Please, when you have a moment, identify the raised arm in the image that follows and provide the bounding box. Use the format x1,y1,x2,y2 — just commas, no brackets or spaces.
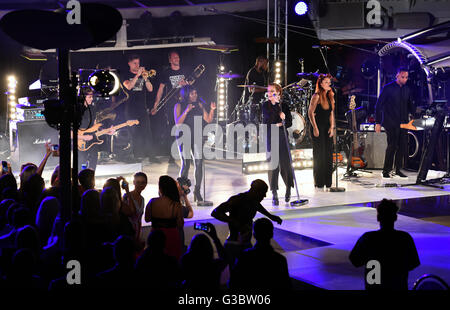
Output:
37,142,52,176
203,102,216,124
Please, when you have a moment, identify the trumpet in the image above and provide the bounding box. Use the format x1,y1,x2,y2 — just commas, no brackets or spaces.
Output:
141,68,156,79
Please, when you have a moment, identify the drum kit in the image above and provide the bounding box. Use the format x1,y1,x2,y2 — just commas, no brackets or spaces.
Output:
229,72,318,147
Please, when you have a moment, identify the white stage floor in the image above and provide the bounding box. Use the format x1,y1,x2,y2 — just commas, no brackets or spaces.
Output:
90,159,449,223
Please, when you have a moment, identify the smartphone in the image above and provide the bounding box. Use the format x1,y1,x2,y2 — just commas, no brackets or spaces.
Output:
1,161,8,174
121,181,129,190
51,144,59,151
194,222,210,233
81,164,87,170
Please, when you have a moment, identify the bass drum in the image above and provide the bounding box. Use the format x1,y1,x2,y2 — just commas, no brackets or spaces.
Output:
287,112,307,147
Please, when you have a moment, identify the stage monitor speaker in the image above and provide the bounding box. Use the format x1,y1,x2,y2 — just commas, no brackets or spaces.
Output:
363,131,387,169
11,121,59,169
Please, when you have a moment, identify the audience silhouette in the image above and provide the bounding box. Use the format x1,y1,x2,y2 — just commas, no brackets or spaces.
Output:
349,199,420,290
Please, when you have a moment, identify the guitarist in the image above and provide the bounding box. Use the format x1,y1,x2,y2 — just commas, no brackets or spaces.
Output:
78,89,115,171
122,54,157,163
375,67,415,179
151,50,191,162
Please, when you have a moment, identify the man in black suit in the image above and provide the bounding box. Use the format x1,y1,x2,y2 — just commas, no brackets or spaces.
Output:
375,67,415,179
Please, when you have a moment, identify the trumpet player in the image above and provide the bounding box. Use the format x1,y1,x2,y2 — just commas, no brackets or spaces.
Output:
123,54,158,163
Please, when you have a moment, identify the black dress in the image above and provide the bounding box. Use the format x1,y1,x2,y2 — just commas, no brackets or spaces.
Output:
311,98,333,187
262,100,294,192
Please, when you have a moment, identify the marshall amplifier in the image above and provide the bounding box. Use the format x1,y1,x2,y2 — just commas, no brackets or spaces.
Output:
9,120,59,168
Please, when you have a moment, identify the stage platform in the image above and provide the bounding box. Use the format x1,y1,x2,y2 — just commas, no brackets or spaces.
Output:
43,157,450,290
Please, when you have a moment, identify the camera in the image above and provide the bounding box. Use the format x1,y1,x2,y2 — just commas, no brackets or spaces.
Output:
177,176,191,195
2,161,8,174
194,222,210,233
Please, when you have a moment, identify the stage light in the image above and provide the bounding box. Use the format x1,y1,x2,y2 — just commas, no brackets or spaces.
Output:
9,95,15,100
88,70,120,96
7,75,16,82
220,65,225,71
295,1,308,16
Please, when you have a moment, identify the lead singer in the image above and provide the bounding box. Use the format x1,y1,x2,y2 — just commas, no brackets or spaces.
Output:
262,83,294,205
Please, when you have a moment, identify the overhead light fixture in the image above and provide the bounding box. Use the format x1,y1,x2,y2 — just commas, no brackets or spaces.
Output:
295,2,308,16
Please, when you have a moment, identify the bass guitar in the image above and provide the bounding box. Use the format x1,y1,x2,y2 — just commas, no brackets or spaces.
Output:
349,95,367,168
78,120,139,152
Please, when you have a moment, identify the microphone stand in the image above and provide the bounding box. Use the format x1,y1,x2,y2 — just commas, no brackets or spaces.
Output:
278,100,308,207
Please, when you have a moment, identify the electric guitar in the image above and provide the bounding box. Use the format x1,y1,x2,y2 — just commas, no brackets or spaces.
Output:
78,120,139,152
349,95,367,168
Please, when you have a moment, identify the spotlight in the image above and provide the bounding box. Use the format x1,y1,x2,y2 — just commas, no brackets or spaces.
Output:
220,65,225,71
7,76,16,82
88,70,120,96
295,1,308,16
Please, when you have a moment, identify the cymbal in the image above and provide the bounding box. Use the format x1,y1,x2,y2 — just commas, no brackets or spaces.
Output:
0,4,122,50
218,73,243,79
296,72,320,78
237,85,267,89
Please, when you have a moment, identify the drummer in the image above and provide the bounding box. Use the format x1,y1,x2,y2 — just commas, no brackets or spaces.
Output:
245,56,269,105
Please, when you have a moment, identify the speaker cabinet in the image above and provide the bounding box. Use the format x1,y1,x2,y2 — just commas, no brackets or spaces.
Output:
363,132,387,169
9,121,59,169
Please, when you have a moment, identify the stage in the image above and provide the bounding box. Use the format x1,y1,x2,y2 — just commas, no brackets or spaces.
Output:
40,157,450,289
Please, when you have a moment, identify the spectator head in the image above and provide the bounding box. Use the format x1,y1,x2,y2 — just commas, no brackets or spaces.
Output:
11,207,33,229
21,173,45,212
100,186,121,215
15,225,40,254
0,199,15,229
35,197,60,245
253,218,274,244
113,235,135,265
2,186,18,201
158,175,180,203
6,203,21,226
133,172,147,193
103,178,122,201
80,189,101,220
376,199,399,226
146,229,166,253
188,234,213,261
78,168,95,191
50,165,60,187
19,164,37,188
11,248,36,279
249,179,268,202
0,173,18,193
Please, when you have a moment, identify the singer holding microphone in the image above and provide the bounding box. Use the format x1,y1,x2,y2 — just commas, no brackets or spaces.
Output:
262,83,294,205
308,74,335,189
174,85,216,202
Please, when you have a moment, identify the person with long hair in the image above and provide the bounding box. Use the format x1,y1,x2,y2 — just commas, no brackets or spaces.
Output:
261,83,294,205
174,85,216,202
144,175,184,260
308,74,335,189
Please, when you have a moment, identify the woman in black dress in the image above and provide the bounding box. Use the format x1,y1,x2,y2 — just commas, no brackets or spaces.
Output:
174,85,216,202
262,83,294,205
308,74,335,189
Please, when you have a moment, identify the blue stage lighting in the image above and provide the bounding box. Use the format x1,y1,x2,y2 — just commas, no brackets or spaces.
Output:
295,1,308,16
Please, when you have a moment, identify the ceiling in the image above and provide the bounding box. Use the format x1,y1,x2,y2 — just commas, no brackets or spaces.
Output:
0,0,254,10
